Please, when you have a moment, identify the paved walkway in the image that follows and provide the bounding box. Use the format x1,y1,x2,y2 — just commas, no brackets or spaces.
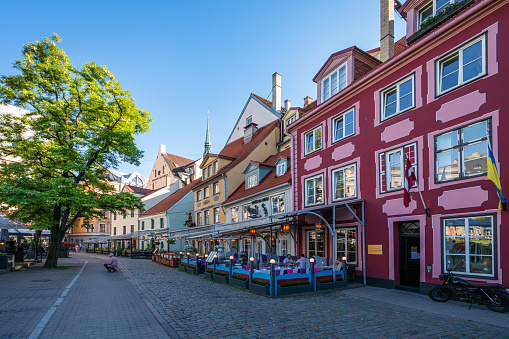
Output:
1,252,508,338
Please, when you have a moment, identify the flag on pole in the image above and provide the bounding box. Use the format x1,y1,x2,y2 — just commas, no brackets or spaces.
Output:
487,142,506,211
404,158,416,207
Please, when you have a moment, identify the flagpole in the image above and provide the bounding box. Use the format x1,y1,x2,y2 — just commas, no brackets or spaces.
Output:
414,180,430,217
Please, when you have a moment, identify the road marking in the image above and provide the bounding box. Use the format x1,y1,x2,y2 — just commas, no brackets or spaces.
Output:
28,260,88,339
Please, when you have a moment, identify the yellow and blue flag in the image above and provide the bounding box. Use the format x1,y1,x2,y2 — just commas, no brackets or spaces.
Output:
487,141,506,211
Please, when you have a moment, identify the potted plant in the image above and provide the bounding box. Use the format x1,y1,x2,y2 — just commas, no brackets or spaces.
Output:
316,276,347,291
249,278,270,295
229,274,249,289
277,279,311,296
212,270,229,284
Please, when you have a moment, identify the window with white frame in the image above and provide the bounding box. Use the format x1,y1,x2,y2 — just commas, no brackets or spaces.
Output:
337,228,357,264
213,208,220,223
271,194,285,215
437,34,486,95
305,125,322,155
204,210,209,225
99,224,105,233
443,215,494,277
286,115,297,126
246,116,252,125
213,182,219,194
231,207,239,222
332,164,357,201
247,174,257,188
332,108,355,142
306,230,325,257
381,75,414,120
243,204,252,220
379,143,417,193
276,162,286,176
322,63,347,102
305,174,323,206
213,161,218,173
204,187,209,198
196,190,201,201
197,212,202,226
435,120,489,182
419,0,465,27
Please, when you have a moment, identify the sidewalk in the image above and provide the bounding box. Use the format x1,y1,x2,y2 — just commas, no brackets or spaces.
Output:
0,252,171,339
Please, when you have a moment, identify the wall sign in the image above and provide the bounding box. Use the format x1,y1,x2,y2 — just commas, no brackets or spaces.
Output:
368,245,382,255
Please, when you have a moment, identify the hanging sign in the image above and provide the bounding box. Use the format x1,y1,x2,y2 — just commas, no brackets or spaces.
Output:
368,245,383,255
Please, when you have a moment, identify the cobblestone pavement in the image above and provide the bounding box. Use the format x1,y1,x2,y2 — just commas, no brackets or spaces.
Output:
119,255,509,338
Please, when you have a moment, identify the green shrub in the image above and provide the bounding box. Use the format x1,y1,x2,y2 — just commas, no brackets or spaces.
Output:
232,274,248,281
251,279,269,286
206,269,213,273
214,271,228,276
280,280,310,287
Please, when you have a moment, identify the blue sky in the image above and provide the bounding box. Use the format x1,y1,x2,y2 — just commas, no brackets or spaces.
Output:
0,1,406,178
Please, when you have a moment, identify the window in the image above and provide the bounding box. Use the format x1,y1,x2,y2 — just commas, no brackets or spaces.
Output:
123,226,126,234
281,240,288,256
381,75,414,120
305,174,323,206
286,115,297,126
99,224,105,233
231,207,239,222
204,210,210,225
276,162,286,176
158,170,161,176
435,120,488,182
204,187,209,198
271,195,285,214
214,162,218,173
208,166,212,177
337,228,357,264
379,143,417,193
306,230,325,257
113,227,117,235
123,213,126,219
151,219,154,229
213,208,220,223
419,0,465,27
196,190,202,201
162,166,164,174
418,1,433,26
247,174,257,188
305,125,322,155
213,182,219,195
130,225,134,233
437,35,486,95
443,215,494,277
332,164,357,201
197,212,202,226
243,204,252,220
141,221,145,230
160,218,164,228
332,108,355,142
113,213,116,220
322,63,347,102
131,210,134,217
246,116,252,125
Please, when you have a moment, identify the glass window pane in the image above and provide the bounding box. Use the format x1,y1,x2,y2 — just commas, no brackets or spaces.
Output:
334,170,344,199
306,133,313,153
345,111,354,124
338,66,347,91
469,236,492,255
388,151,402,189
307,180,315,205
441,55,459,91
436,0,450,12
463,121,486,143
334,117,344,140
331,72,338,96
345,166,356,198
437,149,460,181
463,59,483,82
316,177,323,203
314,128,322,150
446,255,466,272
469,255,492,274
399,78,413,97
463,141,487,176
437,130,458,150
399,93,413,111
462,41,483,65
419,3,433,24
445,237,465,254
345,120,354,136
445,220,465,235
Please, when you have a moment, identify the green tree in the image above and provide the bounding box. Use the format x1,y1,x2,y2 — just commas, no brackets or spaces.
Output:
0,34,151,267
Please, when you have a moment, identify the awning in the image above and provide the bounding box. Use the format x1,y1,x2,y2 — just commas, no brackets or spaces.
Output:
169,225,214,239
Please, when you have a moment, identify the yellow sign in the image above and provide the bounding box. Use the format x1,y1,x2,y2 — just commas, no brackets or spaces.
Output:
368,245,383,255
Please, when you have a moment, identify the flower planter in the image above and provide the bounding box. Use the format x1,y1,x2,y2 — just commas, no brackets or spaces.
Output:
212,274,229,284
229,277,249,289
169,259,178,267
316,280,347,291
277,284,312,296
249,282,270,295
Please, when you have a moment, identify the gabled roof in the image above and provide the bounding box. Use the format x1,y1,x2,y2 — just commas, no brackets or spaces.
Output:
242,160,274,175
223,148,292,206
201,153,235,168
196,120,280,188
162,153,195,174
140,179,202,216
124,185,153,195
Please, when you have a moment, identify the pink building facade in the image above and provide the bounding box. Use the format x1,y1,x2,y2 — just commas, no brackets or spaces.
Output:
287,0,508,293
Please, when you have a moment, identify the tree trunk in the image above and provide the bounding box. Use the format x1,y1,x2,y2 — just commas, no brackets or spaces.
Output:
44,226,66,268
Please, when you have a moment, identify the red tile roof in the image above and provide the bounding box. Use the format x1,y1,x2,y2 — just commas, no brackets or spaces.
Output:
162,153,195,173
197,120,280,188
124,185,153,195
394,36,407,56
140,179,202,216
223,148,292,205
251,93,286,113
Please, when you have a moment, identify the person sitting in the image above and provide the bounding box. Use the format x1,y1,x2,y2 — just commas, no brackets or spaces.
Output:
104,253,118,272
295,254,308,269
240,251,248,265
283,254,294,265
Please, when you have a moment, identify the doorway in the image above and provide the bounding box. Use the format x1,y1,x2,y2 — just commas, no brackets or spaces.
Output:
398,221,420,290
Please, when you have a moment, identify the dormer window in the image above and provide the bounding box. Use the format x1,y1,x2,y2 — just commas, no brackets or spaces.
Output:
246,116,253,126
418,2,433,26
247,174,257,188
418,0,462,27
276,162,286,176
322,63,347,102
286,115,297,126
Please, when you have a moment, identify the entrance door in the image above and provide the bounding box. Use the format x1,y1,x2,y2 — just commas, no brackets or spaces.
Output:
399,221,420,288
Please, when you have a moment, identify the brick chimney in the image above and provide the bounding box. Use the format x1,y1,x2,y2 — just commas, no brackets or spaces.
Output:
284,99,291,112
380,0,395,62
272,72,281,112
244,122,258,143
304,96,313,107
159,144,166,155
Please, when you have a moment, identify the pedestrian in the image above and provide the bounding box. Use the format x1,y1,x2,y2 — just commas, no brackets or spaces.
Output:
75,244,79,253
79,244,83,252
104,253,118,272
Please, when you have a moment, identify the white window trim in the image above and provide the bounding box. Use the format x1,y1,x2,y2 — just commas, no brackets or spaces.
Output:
213,208,220,223
304,125,323,156
276,162,286,176
231,207,239,223
386,148,404,192
247,173,257,188
443,215,495,278
337,227,358,265
436,34,486,96
381,74,415,121
331,163,357,201
332,107,355,143
417,1,434,27
321,62,348,102
271,194,285,215
213,182,219,195
246,116,252,126
304,174,324,207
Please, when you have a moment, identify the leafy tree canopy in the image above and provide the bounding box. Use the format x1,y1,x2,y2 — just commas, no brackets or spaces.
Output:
0,34,151,263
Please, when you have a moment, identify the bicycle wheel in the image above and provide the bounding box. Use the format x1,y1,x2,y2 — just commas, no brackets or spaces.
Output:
428,286,452,302
486,290,509,313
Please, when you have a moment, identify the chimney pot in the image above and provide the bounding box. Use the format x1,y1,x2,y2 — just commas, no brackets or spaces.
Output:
272,72,282,112
304,96,313,107
284,99,291,112
159,144,166,155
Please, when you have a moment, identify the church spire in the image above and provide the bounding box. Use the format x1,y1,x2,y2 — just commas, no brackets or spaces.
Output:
203,115,211,158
